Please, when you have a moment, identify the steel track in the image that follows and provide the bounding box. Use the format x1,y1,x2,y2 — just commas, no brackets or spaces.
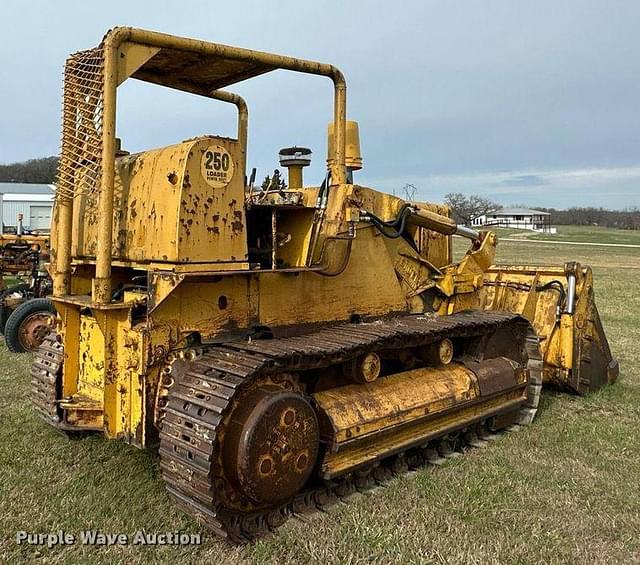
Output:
29,312,541,542
157,311,542,542
30,332,64,426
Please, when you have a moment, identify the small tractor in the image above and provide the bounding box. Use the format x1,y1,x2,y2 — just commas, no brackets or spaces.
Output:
0,235,54,353
32,28,617,542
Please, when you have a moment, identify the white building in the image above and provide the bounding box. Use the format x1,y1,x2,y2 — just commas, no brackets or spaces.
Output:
472,207,556,234
0,183,55,233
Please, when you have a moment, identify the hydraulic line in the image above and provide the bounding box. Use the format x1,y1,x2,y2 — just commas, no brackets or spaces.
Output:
363,205,413,239
369,212,409,239
367,204,413,228
536,280,567,311
313,234,354,277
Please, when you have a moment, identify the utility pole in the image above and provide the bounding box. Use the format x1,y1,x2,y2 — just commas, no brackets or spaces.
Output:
401,183,417,201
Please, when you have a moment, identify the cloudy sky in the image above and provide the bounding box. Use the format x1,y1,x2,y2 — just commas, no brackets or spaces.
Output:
1,0,639,209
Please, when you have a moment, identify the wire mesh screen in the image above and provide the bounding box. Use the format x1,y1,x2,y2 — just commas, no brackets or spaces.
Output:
56,46,105,201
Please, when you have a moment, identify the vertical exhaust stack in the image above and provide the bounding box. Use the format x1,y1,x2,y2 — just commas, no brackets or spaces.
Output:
279,147,312,189
327,120,363,182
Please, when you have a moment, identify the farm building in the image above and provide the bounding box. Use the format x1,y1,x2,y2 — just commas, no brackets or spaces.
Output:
0,182,55,233
472,207,556,234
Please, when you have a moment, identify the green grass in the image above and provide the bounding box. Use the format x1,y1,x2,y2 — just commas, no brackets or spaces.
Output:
1,275,22,288
1,237,639,563
494,225,640,245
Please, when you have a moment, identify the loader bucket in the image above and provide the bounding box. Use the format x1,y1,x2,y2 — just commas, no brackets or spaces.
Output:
478,262,618,395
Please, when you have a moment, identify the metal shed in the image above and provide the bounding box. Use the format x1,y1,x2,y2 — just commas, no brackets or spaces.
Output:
0,183,55,233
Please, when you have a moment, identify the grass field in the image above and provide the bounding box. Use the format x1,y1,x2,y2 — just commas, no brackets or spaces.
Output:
1,229,639,564
494,225,640,246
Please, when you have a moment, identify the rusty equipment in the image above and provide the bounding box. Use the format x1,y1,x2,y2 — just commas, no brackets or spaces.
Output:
0,235,54,352
0,234,49,279
31,28,618,542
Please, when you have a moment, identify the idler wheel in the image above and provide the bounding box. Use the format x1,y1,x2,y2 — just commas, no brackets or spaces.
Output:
422,338,454,366
356,352,381,383
223,387,319,505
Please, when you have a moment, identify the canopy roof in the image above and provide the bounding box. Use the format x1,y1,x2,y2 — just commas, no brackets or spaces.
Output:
104,27,343,97
490,208,550,216
131,48,276,95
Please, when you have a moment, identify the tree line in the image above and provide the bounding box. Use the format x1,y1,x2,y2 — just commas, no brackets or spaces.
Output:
0,156,58,184
536,206,640,230
443,193,639,230
1,160,638,229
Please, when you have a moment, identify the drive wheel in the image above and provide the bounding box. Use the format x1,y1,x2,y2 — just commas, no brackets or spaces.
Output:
221,386,320,507
5,298,56,353
0,283,30,334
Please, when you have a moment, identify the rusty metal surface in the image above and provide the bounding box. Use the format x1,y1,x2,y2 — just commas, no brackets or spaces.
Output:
31,332,105,431
30,332,64,425
223,387,319,505
315,362,481,447
0,236,50,274
574,294,619,393
55,47,104,201
16,310,55,352
52,27,350,302
465,357,520,397
354,352,381,383
157,310,541,542
72,137,249,266
314,357,528,478
481,263,618,394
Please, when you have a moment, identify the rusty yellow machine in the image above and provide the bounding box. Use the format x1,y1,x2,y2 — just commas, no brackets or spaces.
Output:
0,234,54,352
32,28,618,542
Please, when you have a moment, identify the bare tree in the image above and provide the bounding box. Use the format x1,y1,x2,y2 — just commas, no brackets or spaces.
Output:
444,193,501,225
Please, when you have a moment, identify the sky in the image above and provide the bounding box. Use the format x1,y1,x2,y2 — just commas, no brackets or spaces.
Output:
1,0,639,210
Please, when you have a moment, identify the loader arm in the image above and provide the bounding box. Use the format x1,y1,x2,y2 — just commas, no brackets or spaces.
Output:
382,201,618,393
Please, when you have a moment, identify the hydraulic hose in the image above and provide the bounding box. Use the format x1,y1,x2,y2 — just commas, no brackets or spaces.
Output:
369,213,409,239
313,235,354,277
363,205,413,239
536,280,567,311
367,204,413,229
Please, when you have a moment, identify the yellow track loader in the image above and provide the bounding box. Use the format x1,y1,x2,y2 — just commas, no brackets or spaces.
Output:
32,28,618,542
